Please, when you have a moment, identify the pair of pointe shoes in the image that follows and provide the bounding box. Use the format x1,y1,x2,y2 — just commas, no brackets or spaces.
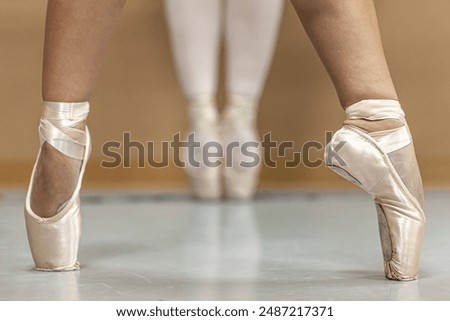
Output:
24,100,425,281
185,97,261,200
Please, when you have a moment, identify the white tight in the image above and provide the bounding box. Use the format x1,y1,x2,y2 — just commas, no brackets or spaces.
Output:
164,0,284,102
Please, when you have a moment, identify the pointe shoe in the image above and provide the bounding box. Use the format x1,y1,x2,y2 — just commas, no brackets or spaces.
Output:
24,102,91,271
184,96,221,200
221,96,261,199
325,99,425,281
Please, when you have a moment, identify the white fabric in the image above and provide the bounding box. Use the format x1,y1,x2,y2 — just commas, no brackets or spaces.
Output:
345,99,406,122
164,0,284,101
370,126,412,154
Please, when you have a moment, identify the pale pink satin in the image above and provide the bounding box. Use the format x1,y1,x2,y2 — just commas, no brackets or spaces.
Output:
325,99,425,281
25,101,90,271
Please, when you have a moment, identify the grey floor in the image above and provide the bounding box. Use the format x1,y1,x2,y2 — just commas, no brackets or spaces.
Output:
1,188,449,301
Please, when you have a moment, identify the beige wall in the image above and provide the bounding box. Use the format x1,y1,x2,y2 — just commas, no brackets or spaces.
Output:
1,0,450,189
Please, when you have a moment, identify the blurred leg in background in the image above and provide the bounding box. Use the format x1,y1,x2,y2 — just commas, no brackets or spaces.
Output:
164,0,284,199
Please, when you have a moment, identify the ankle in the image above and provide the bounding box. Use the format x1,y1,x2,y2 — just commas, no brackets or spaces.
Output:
344,118,404,133
344,99,407,131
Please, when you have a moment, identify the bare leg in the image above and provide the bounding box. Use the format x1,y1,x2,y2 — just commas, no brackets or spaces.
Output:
292,0,402,132
31,0,126,217
291,0,397,109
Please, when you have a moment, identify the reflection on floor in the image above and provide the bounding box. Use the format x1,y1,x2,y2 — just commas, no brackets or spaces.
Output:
1,189,449,301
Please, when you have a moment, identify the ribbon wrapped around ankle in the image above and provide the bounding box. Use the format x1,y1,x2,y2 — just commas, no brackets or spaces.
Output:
345,99,406,122
345,99,412,154
39,102,90,160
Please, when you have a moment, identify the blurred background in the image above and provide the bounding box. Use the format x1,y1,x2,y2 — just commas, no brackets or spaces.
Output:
1,0,450,190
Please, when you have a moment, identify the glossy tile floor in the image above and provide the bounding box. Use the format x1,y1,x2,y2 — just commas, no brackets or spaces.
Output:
1,189,449,301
